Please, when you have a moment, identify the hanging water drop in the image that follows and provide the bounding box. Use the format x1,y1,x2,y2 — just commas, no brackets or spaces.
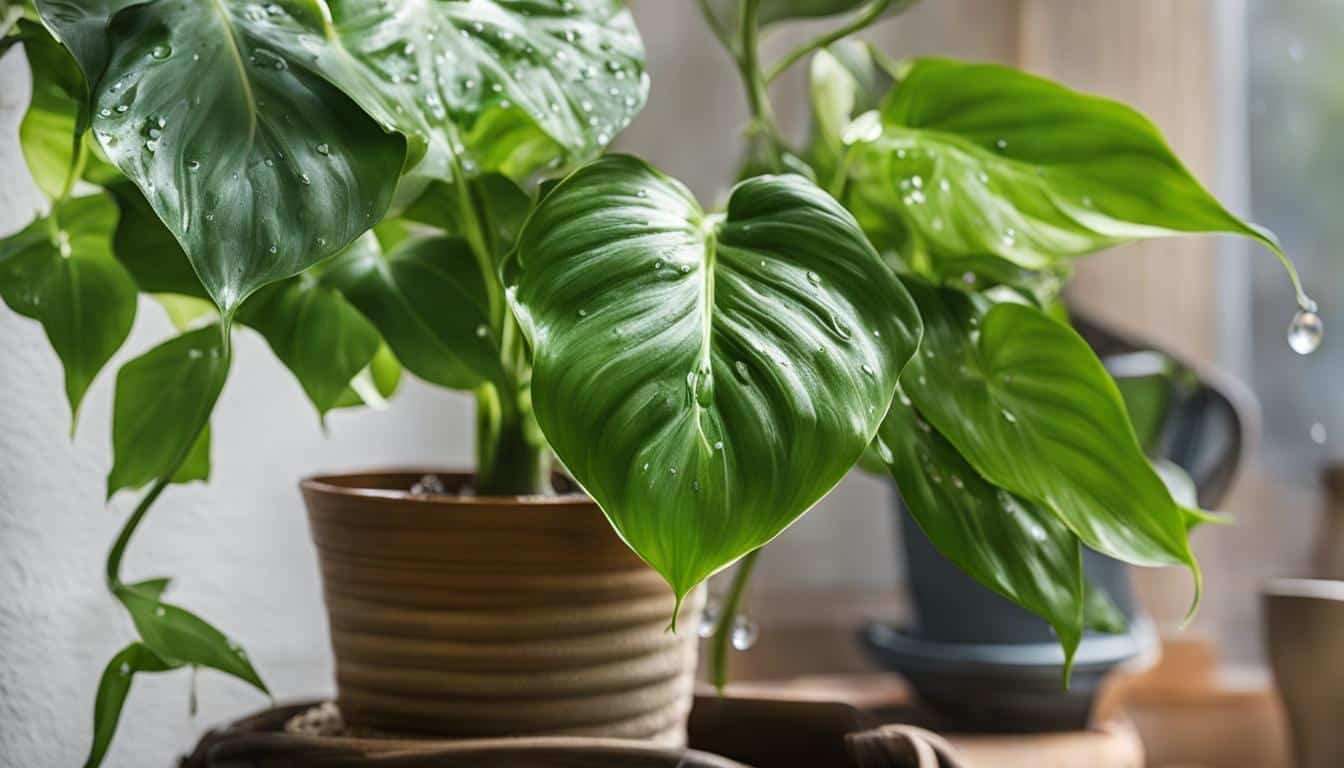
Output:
730,615,759,651
697,601,721,638
1288,308,1324,355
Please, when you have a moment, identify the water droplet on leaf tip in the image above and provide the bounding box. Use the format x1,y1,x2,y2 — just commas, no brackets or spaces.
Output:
1288,309,1324,355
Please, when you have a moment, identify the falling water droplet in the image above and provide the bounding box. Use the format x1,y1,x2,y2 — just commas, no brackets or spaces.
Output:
1288,308,1324,355
697,601,721,638
1311,422,1328,445
730,615,759,651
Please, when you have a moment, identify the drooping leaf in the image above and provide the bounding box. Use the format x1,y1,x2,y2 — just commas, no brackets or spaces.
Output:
844,58,1311,304
238,271,382,416
82,0,408,317
875,388,1085,670
325,232,506,391
310,0,648,181
899,280,1198,588
105,181,204,297
83,642,180,768
114,586,267,693
106,326,229,497
506,155,921,601
0,194,137,424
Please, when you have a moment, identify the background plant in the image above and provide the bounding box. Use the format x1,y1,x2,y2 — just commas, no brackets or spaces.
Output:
0,1,1318,765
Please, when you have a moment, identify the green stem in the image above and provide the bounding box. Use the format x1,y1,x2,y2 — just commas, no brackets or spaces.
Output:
474,384,550,496
710,548,761,692
696,0,737,55
58,134,90,204
104,476,171,590
764,0,903,84
734,0,786,172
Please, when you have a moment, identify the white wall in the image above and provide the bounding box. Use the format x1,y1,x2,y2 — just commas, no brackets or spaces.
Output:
0,4,1016,765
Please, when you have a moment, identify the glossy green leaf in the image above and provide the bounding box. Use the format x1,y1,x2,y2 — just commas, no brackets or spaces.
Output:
238,271,381,416
0,194,137,424
105,181,205,297
876,388,1085,668
844,58,1311,305
311,0,647,181
107,326,229,497
83,642,179,768
33,0,140,89
806,41,894,183
1109,352,1177,456
325,232,505,391
506,155,921,601
899,280,1197,588
114,585,267,692
82,0,407,317
171,424,211,485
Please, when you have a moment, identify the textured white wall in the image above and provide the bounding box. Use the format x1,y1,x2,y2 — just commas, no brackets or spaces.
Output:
0,4,1016,765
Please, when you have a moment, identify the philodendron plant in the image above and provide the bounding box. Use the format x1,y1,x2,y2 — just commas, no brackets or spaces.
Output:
0,0,1322,764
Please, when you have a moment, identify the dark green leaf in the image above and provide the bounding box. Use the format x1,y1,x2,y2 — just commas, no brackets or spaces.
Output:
899,280,1198,588
0,194,137,424
115,585,267,693
105,181,205,297
33,0,140,90
506,155,921,600
325,232,505,391
238,271,381,416
403,173,532,261
107,326,229,497
876,389,1085,669
845,58,1311,304
311,0,647,181
83,0,408,317
83,642,179,768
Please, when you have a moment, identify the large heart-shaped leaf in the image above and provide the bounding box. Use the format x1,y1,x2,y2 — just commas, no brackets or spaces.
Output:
844,58,1311,304
506,155,922,601
308,0,647,181
875,389,1085,667
325,232,506,391
107,326,229,497
78,0,407,318
899,280,1197,589
0,194,137,425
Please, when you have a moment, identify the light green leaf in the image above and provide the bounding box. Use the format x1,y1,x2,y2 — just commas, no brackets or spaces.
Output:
899,280,1198,590
238,270,381,416
19,44,79,198
114,585,266,693
312,0,647,181
876,387,1085,671
845,58,1311,305
806,41,894,180
81,0,408,317
0,194,137,425
83,642,179,768
325,232,505,391
506,155,922,601
170,424,211,485
154,294,216,331
107,326,229,497
1084,581,1127,635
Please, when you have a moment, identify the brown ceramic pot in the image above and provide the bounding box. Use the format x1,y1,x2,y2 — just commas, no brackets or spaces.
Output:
300,470,704,745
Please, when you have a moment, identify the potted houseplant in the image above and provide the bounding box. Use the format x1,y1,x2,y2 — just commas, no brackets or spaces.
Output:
0,0,1321,764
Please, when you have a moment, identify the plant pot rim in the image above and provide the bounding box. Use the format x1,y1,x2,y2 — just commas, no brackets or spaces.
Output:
300,468,591,507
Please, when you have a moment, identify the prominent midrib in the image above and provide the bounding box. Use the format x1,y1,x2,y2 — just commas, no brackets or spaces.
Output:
204,0,258,148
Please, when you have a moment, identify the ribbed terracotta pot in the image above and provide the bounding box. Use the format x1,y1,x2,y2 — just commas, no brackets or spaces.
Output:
300,471,704,745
